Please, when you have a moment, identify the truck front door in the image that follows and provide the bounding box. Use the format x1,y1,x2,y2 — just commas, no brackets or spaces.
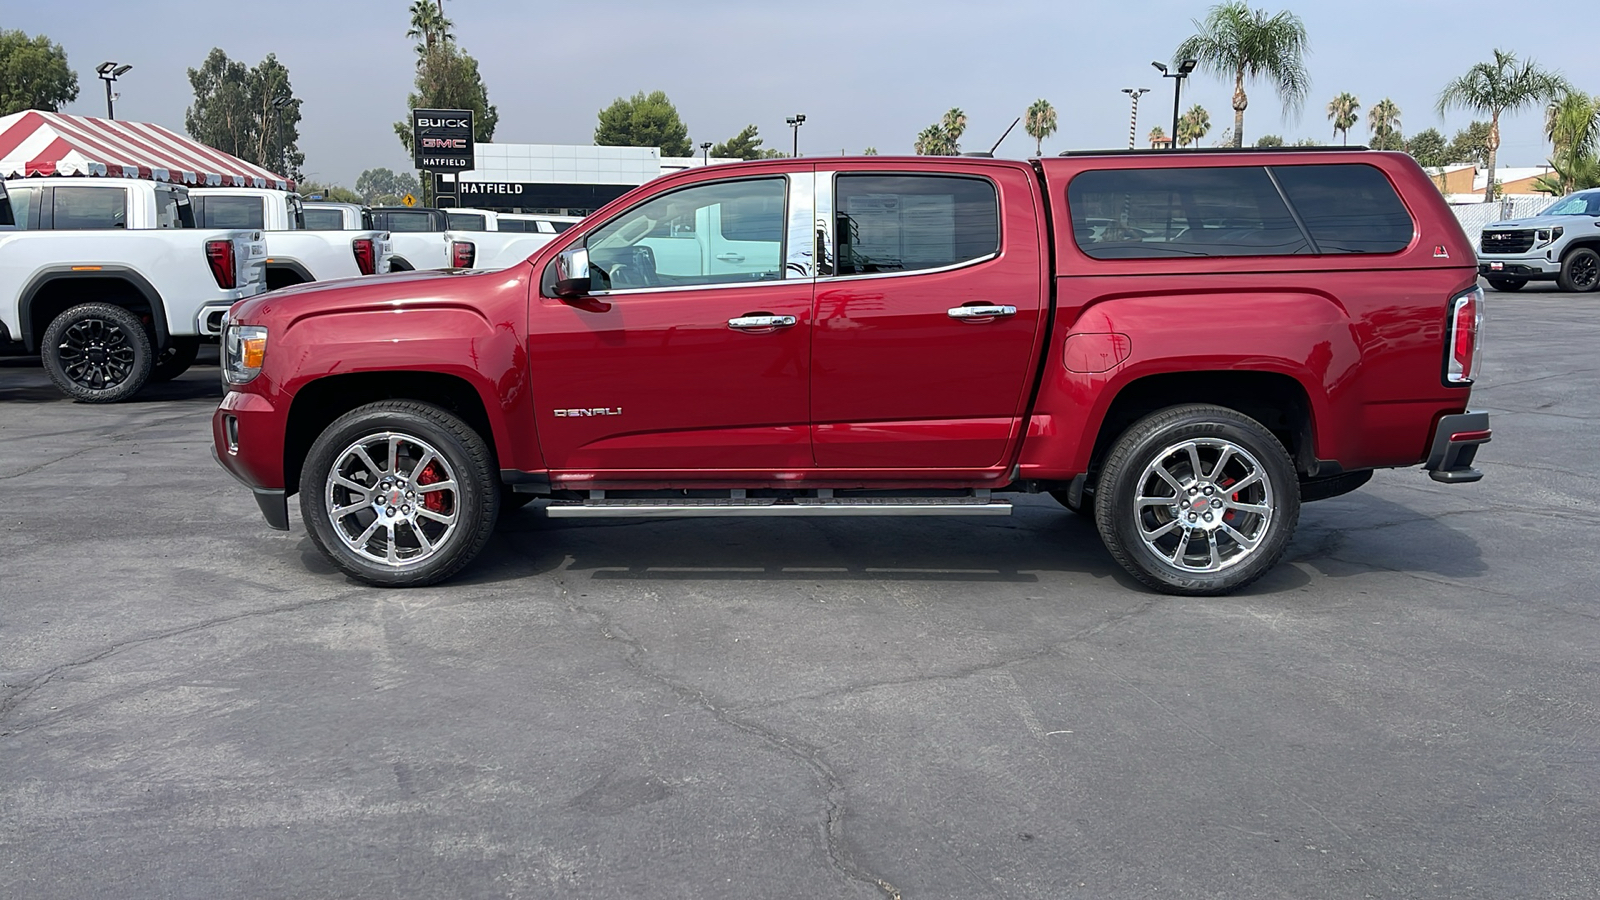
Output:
527,173,815,475
809,166,1047,470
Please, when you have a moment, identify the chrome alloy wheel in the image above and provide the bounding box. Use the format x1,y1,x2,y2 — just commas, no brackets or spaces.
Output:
324,431,460,567
1132,438,1275,573
57,316,138,390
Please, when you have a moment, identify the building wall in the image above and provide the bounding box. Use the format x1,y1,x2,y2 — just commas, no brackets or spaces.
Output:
437,144,740,214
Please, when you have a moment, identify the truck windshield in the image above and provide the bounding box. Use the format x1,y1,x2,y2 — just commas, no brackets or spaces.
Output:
1540,193,1600,216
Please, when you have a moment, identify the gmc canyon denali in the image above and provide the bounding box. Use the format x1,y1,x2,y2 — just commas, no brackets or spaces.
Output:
213,149,1490,595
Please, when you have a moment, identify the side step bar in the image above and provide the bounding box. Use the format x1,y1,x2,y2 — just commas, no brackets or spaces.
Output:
545,493,1013,518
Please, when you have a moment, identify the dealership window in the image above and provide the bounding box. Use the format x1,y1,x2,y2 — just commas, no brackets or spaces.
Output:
585,177,786,290
196,195,266,230
1269,164,1414,254
53,186,129,230
1067,167,1308,259
833,175,999,276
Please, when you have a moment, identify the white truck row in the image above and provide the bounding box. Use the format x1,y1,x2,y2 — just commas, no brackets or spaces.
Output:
1,177,569,402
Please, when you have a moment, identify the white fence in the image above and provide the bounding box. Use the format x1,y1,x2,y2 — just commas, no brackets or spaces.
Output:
1450,197,1551,246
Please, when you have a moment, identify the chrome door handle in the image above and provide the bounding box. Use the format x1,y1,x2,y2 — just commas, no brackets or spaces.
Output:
716,252,746,262
728,314,797,330
947,304,1018,319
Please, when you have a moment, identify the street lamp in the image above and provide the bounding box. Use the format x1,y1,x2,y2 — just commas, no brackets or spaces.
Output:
786,114,806,158
1153,58,1198,149
95,61,133,120
1121,88,1150,150
700,141,712,165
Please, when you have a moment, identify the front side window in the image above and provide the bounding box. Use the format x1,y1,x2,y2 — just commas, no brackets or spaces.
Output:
1067,167,1308,259
198,195,265,230
1270,164,1413,253
53,187,129,230
286,194,306,230
834,175,999,276
585,177,786,290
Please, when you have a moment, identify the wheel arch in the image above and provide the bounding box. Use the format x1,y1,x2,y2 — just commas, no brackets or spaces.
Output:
265,259,315,291
20,267,170,352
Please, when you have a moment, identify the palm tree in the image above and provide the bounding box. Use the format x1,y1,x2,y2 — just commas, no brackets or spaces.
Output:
1148,125,1168,149
1437,49,1570,202
1540,91,1600,194
1326,92,1360,145
914,125,950,156
1025,99,1058,156
406,0,453,54
1178,104,1212,148
1176,2,1310,148
1367,98,1402,150
941,108,968,152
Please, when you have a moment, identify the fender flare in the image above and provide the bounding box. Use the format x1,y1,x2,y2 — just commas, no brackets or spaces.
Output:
18,266,170,352
265,258,316,286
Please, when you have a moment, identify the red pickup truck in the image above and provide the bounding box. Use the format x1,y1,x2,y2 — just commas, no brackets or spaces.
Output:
212,149,1489,595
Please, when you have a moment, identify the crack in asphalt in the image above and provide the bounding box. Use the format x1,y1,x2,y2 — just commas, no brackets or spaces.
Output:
0,408,203,481
549,561,903,900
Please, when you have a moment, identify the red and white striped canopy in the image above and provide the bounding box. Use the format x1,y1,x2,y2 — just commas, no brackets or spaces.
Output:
0,109,294,190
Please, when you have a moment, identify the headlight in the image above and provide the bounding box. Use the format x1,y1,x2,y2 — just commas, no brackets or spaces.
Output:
223,325,268,385
1535,227,1564,247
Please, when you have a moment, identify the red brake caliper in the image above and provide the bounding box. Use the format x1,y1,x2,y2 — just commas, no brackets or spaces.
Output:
1218,477,1237,522
417,462,449,513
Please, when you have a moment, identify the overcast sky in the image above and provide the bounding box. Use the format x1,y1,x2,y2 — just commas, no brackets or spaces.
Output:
9,0,1584,186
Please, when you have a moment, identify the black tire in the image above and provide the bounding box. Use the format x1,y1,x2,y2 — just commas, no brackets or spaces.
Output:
148,337,199,382
1557,247,1600,293
40,303,154,403
1485,277,1526,292
300,401,500,587
1093,404,1300,596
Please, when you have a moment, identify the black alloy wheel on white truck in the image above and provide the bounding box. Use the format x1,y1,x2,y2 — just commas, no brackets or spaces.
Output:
40,303,155,403
1557,247,1600,293
1093,404,1301,595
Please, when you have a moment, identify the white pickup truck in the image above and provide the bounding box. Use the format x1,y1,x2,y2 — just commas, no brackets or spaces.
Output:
444,207,580,235
0,177,267,401
189,187,392,289
336,204,551,272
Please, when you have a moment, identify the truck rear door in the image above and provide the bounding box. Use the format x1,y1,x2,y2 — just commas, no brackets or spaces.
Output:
809,162,1048,469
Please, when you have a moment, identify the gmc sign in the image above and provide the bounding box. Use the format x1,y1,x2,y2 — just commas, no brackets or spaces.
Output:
412,108,475,171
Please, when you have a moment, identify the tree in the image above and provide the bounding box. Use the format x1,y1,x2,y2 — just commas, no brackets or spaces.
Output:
1437,49,1570,201
1025,99,1057,156
1176,2,1310,147
862,147,879,156
1177,104,1212,148
942,108,968,151
392,42,498,156
710,124,772,160
1368,97,1403,150
1537,91,1600,194
1446,121,1493,168
593,90,691,156
296,181,363,204
1149,125,1169,148
356,167,420,204
1326,92,1359,145
0,29,79,115
1255,133,1284,147
185,49,304,179
1405,128,1449,167
406,0,453,54
1292,136,1320,147
913,108,968,156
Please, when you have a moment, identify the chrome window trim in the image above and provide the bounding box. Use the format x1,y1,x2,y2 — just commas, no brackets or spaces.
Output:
815,170,835,277
824,171,1003,283
785,172,815,279
589,278,804,298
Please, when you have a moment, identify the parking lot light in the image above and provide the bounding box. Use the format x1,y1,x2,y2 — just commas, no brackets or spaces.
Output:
96,61,133,120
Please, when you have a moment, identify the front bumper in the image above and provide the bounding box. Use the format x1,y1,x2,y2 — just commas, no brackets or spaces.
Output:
1477,255,1559,279
1424,411,1491,484
213,389,291,530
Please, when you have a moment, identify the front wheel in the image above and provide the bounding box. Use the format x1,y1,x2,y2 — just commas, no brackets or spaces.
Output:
300,401,500,587
1093,405,1300,595
149,337,199,382
1557,248,1600,292
40,302,154,403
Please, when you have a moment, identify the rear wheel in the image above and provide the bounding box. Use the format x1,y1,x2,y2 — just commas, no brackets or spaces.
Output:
1485,277,1526,292
1093,405,1300,595
149,337,199,382
40,303,154,403
300,401,500,587
1557,247,1600,292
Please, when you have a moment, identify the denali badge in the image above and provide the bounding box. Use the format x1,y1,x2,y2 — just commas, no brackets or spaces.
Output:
554,408,623,417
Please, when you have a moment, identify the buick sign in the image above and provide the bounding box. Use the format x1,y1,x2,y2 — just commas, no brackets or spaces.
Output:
412,108,475,171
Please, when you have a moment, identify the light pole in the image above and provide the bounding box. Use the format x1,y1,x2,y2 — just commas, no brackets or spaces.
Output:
1153,59,1197,149
1121,88,1150,150
786,114,806,158
95,62,132,120
700,141,712,165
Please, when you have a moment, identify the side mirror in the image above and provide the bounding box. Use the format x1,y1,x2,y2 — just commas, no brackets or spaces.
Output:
554,247,592,298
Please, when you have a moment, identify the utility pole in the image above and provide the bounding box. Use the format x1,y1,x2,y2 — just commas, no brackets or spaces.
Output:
1121,88,1150,150
786,114,806,158
95,62,132,119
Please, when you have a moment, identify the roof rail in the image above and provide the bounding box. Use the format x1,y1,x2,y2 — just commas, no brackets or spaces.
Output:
1057,145,1369,157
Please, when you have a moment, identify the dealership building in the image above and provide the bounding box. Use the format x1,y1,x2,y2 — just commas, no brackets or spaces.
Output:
433,143,733,215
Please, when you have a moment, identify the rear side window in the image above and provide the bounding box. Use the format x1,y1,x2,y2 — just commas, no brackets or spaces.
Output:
447,211,487,231
549,220,575,233
1270,164,1413,253
303,208,345,230
198,196,265,229
834,174,999,276
1067,167,1306,259
53,187,129,229
497,219,528,233
5,185,39,228
383,211,437,232
153,187,193,229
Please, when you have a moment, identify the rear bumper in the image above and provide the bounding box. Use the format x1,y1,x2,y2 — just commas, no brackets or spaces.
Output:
1424,411,1491,484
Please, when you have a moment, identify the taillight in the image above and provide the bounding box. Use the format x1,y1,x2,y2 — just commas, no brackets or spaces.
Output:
1445,285,1483,385
451,240,476,269
352,238,376,275
206,239,237,289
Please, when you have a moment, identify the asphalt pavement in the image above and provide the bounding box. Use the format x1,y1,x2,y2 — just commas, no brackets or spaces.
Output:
2,287,1596,899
